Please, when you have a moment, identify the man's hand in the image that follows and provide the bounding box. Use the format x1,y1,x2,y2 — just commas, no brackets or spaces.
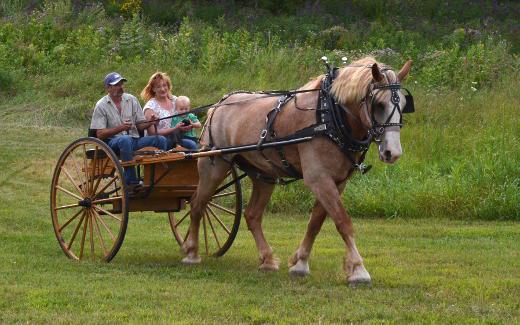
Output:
121,119,132,131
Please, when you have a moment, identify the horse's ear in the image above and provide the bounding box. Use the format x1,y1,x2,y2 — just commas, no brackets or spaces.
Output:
397,59,413,81
371,63,384,82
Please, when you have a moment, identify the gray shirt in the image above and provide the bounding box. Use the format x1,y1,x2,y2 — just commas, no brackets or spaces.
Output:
90,93,146,138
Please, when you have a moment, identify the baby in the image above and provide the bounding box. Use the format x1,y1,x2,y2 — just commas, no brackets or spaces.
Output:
170,96,201,149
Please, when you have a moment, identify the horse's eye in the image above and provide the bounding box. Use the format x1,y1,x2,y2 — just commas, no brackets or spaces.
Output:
374,103,384,111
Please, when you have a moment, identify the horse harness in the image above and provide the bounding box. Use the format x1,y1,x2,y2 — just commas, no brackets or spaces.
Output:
208,64,415,185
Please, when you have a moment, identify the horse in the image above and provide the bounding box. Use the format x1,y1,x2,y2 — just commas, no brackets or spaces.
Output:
182,56,413,285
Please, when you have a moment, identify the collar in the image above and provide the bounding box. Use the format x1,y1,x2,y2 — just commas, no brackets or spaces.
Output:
106,93,131,104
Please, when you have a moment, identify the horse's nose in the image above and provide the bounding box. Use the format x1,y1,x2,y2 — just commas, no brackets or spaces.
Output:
383,150,392,161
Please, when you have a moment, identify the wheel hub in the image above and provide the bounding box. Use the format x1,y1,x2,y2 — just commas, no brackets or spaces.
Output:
78,198,92,208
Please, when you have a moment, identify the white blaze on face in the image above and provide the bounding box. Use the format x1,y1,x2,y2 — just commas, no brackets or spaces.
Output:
379,129,402,163
377,91,404,164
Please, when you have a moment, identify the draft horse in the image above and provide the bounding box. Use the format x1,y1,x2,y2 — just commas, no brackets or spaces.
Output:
182,57,413,284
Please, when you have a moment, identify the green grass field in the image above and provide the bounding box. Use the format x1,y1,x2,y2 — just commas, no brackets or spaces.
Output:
1,124,519,324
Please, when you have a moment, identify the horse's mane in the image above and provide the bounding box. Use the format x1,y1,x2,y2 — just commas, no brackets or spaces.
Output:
331,56,381,105
300,56,390,106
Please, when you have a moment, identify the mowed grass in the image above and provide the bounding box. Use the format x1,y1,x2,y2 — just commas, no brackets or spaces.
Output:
0,124,519,324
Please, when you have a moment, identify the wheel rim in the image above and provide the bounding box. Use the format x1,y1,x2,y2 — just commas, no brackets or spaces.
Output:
50,138,128,262
169,166,242,257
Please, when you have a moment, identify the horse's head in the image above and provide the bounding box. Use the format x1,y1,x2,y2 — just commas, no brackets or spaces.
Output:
331,58,413,164
369,60,412,163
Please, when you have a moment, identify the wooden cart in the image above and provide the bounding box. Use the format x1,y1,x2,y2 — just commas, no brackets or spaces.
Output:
50,137,243,262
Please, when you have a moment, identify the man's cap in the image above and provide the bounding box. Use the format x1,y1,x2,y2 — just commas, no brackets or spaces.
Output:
104,72,127,86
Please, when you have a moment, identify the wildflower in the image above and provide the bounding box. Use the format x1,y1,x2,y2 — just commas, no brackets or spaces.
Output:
471,87,477,92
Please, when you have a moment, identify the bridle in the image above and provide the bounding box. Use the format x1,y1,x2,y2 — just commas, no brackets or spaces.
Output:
364,81,414,142
334,65,415,143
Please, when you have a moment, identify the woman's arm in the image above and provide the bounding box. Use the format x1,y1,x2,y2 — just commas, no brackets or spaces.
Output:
144,108,158,135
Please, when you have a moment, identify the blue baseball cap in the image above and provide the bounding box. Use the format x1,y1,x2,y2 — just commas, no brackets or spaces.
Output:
104,72,127,87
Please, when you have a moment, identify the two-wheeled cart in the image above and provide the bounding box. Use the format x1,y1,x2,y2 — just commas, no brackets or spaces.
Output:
50,137,244,261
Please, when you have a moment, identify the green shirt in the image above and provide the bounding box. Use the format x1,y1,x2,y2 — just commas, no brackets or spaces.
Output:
170,113,199,138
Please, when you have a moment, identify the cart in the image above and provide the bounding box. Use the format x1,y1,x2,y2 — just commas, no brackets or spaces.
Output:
50,137,244,262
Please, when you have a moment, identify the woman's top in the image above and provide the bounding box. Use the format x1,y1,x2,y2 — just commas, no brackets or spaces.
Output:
143,96,177,131
170,113,199,138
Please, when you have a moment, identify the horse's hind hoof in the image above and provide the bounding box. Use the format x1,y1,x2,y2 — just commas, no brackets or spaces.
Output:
182,256,201,265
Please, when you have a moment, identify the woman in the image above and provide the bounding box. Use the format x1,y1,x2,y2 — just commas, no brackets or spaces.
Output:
141,72,190,149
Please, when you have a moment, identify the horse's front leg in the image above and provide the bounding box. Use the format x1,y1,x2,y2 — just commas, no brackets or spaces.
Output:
288,180,346,277
304,176,371,285
245,179,279,271
288,200,326,276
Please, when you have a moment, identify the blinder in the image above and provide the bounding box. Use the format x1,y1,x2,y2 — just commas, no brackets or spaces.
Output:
402,88,415,114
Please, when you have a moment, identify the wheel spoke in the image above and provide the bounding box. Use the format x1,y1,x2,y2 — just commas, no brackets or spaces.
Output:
59,208,83,232
207,205,231,235
70,155,87,196
91,196,122,205
66,212,86,250
92,210,108,256
206,210,221,249
89,146,99,195
61,166,84,196
183,229,189,243
174,210,190,228
88,209,95,260
93,176,118,199
82,144,91,196
93,205,122,222
92,208,115,241
207,201,236,216
91,159,111,195
79,213,89,259
55,203,80,211
211,191,236,199
56,185,84,201
202,213,209,255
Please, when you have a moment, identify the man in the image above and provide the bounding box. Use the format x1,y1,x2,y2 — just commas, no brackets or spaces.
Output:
90,72,168,188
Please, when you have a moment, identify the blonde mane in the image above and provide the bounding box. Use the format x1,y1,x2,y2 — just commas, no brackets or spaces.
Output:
330,56,382,105
300,56,393,106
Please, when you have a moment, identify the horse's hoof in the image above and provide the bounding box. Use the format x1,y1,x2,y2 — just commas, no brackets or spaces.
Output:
182,256,201,265
288,260,310,277
348,276,372,287
347,266,371,287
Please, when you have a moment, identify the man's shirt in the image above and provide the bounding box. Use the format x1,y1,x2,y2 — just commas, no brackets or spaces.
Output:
90,93,146,138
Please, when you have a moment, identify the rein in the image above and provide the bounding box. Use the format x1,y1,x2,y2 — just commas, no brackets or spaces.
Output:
135,88,321,126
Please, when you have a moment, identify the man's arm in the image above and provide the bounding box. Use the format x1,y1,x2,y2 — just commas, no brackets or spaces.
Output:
90,104,132,140
96,122,131,139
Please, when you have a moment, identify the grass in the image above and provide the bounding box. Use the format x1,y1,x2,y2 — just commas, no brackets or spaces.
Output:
0,123,519,324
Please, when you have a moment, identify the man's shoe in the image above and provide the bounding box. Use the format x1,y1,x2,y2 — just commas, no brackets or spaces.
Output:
127,180,144,195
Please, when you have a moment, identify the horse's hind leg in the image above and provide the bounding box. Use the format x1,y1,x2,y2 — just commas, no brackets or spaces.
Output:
289,180,347,277
304,176,371,285
182,157,230,264
244,179,279,271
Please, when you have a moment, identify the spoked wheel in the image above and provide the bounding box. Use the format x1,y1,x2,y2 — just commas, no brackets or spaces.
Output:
168,165,243,257
50,137,128,262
